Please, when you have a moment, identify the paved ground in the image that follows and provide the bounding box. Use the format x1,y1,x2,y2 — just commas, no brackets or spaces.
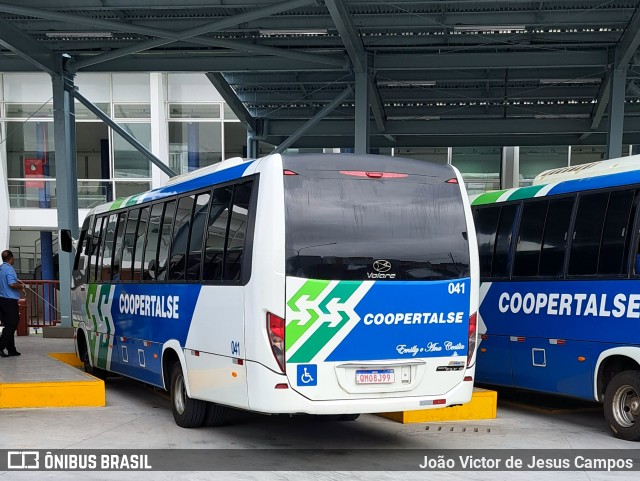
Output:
0,335,637,480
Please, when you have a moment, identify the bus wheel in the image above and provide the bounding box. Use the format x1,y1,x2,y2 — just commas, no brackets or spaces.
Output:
170,361,206,428
203,402,226,427
604,371,640,441
80,338,107,380
338,414,360,421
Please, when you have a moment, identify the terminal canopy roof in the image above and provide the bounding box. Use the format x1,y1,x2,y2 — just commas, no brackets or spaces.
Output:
0,0,640,148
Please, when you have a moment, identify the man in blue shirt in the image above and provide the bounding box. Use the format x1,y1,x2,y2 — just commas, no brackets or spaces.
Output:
0,250,26,357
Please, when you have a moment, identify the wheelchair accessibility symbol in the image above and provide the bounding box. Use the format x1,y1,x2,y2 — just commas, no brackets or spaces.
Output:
297,364,317,386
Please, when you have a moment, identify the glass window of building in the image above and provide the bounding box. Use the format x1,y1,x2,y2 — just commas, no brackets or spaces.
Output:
113,123,152,178
169,122,222,174
519,147,568,186
169,103,220,119
5,122,56,208
224,123,246,159
452,147,501,195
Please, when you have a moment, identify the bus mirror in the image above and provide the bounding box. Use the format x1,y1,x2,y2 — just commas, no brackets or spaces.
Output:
59,229,73,253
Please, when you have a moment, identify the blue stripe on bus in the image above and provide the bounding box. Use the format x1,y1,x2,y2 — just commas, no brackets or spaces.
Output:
480,280,640,343
326,279,470,362
139,161,254,204
547,169,640,196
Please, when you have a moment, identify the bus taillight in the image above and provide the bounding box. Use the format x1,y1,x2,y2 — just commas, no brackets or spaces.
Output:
267,312,286,373
467,312,477,367
339,170,408,179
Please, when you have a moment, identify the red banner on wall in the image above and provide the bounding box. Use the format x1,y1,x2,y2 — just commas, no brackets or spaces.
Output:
24,158,45,188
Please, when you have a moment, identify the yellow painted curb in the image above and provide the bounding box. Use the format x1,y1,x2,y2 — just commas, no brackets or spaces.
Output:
0,380,105,408
0,353,105,409
48,352,84,368
378,388,497,423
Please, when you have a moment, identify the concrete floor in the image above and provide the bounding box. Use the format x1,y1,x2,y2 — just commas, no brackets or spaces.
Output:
0,335,637,480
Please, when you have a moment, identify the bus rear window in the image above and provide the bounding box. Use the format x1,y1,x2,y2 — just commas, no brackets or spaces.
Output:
284,172,470,281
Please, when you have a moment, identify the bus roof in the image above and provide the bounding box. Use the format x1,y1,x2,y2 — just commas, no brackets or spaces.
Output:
91,157,257,215
472,154,640,206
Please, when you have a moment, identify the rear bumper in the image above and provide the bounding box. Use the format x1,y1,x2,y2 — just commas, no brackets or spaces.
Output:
246,361,475,414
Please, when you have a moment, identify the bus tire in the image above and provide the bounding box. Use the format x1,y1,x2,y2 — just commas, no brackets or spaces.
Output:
203,402,226,427
338,414,360,421
80,337,107,381
170,361,206,428
603,371,640,441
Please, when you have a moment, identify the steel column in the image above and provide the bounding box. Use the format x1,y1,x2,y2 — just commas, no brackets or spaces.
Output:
355,70,369,154
51,69,79,327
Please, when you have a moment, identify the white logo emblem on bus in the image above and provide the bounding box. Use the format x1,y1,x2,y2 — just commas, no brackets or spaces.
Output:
373,260,392,273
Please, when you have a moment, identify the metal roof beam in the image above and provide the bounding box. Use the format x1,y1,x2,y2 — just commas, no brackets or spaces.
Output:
584,6,640,135
266,117,640,137
222,68,606,85
67,56,345,72
69,0,329,70
374,51,608,70
325,0,366,73
205,72,257,133
2,51,607,73
268,133,640,149
0,17,56,75
273,86,353,154
615,5,640,69
326,0,388,134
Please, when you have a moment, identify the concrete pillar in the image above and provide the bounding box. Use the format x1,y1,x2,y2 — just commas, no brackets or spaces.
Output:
501,146,519,189
150,73,170,189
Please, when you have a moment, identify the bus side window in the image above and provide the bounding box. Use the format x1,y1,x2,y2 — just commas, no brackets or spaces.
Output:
186,192,211,281
156,200,177,281
99,214,118,282
143,204,164,281
111,212,128,281
120,208,140,281
513,200,548,277
474,207,500,278
568,192,609,276
133,207,150,281
598,189,635,276
491,204,519,278
203,186,233,282
539,196,574,277
89,216,106,282
168,196,195,281
73,216,90,281
224,181,254,282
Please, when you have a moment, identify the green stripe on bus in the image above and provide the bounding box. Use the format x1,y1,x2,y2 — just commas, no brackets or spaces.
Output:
109,198,125,210
506,184,546,201
288,282,361,363
286,279,331,350
471,190,507,206
124,195,141,207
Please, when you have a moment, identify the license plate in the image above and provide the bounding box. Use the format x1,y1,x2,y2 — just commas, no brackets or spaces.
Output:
355,369,395,384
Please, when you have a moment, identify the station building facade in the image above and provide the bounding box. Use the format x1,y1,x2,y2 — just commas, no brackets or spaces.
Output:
0,71,634,279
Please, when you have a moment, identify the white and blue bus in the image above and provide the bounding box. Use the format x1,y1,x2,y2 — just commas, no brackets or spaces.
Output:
472,154,640,441
70,153,479,428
